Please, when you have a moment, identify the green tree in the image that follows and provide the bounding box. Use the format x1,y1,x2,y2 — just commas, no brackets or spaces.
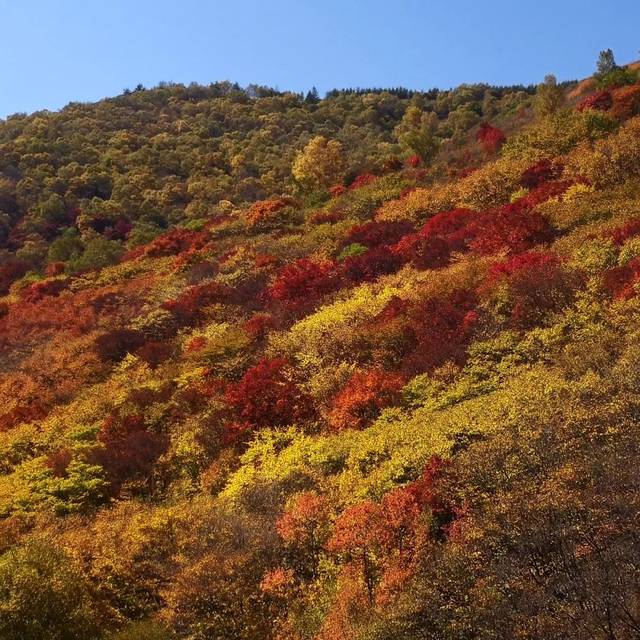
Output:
596,48,617,77
394,105,440,163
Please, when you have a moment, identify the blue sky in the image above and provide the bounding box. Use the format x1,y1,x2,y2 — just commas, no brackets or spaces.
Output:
1,0,638,118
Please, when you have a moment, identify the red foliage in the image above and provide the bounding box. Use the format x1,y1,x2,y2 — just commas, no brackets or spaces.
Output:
185,335,207,353
162,282,229,326
45,262,66,277
603,258,640,300
328,369,405,431
246,196,297,227
91,412,167,494
21,278,69,303
520,159,563,189
339,246,404,283
483,251,582,328
310,210,343,224
476,122,506,154
45,448,73,478
344,221,414,249
406,155,422,168
329,185,347,198
277,492,330,548
224,358,316,436
393,208,476,269
243,313,275,341
610,84,640,120
94,329,145,362
144,228,209,258
469,201,553,255
103,217,133,241
607,218,640,246
0,258,28,295
348,174,377,190
577,90,613,112
403,289,478,374
135,340,173,368
268,258,341,307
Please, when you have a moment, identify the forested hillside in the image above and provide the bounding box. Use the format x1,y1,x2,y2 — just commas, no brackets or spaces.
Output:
2,50,640,640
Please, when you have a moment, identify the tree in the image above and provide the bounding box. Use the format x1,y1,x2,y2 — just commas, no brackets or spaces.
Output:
394,106,440,163
304,86,320,104
534,74,565,117
292,136,347,190
596,48,617,77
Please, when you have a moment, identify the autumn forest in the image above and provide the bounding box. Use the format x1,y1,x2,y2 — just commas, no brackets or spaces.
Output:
2,48,640,639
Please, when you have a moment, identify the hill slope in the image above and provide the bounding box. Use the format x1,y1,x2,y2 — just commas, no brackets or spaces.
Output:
2,58,640,639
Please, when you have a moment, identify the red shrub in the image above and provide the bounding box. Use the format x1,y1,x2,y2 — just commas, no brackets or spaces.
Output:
144,228,209,258
277,492,330,546
135,340,173,368
339,246,404,283
393,208,476,269
92,412,167,494
520,159,563,189
268,258,341,307
45,262,66,277
603,258,640,300
406,155,422,168
94,329,145,362
224,358,316,436
349,174,377,190
577,90,613,112
403,289,478,374
482,252,582,328
21,278,69,303
45,448,73,478
310,210,343,224
247,197,297,228
344,221,414,249
476,122,506,154
610,84,640,120
243,313,275,341
470,202,553,255
329,185,347,198
162,282,229,326
607,218,640,246
328,369,405,431
0,258,28,295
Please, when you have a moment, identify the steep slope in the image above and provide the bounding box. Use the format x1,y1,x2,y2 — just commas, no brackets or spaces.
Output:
2,59,640,639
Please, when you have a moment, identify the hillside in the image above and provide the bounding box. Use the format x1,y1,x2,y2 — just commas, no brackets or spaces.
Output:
2,53,640,639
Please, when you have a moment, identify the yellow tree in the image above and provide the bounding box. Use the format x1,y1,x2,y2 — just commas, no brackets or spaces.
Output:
292,136,347,190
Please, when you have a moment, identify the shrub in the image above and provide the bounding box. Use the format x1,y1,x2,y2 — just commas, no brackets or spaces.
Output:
576,90,613,112
344,220,415,249
476,123,506,153
268,258,341,307
481,252,582,328
328,369,405,431
162,282,229,326
224,358,316,436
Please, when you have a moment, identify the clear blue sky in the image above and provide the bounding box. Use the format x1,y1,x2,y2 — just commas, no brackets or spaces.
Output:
1,0,638,118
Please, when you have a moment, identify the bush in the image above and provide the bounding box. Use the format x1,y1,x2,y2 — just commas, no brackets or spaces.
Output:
0,540,103,640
